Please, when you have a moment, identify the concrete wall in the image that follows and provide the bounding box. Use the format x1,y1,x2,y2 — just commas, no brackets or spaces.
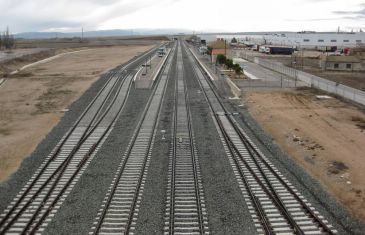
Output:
223,76,241,97
323,62,362,71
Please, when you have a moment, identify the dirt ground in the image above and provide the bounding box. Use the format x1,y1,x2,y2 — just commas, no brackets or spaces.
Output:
243,88,365,222
0,44,155,182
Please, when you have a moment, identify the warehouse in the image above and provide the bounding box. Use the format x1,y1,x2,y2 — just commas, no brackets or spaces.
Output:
214,32,365,49
263,32,365,49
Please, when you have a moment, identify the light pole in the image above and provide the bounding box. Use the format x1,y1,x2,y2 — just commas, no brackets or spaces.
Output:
293,61,297,87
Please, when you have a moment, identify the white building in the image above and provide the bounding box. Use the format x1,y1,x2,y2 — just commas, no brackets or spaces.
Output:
215,32,365,49
262,32,365,49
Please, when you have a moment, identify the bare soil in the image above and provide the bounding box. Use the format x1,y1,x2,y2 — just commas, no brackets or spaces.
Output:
0,44,154,182
243,88,365,222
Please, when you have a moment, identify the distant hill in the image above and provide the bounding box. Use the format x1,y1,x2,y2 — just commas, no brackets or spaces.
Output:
14,29,193,39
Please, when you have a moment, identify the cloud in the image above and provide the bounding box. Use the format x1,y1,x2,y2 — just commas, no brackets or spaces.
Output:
0,0,163,32
288,15,365,22
0,0,363,33
287,2,365,22
332,3,365,20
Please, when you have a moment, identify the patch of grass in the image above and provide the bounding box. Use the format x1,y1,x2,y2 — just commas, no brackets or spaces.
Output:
351,115,365,122
328,160,348,175
33,88,73,114
10,72,34,78
0,127,11,136
351,115,365,130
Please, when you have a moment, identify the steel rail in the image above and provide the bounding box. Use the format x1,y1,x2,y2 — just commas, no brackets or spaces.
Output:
23,69,133,234
0,45,161,234
92,43,176,235
168,46,178,235
182,45,205,234
0,70,122,234
168,42,206,234
185,41,335,234
182,43,273,234
187,43,304,233
28,71,137,234
0,70,116,231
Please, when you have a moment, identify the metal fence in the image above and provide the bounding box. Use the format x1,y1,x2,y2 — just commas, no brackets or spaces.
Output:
234,78,300,89
241,52,365,105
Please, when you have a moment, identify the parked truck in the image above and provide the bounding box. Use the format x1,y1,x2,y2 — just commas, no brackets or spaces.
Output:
317,46,337,52
266,46,294,55
251,44,260,51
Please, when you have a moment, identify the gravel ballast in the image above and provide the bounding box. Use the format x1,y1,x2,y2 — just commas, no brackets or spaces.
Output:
182,47,258,234
134,49,177,234
209,55,365,233
44,86,152,234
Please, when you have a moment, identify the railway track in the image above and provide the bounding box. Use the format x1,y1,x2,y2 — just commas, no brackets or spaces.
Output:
164,42,209,235
89,43,175,235
184,42,337,235
0,46,160,234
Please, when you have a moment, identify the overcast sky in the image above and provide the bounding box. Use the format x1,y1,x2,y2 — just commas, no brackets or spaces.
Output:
0,0,364,33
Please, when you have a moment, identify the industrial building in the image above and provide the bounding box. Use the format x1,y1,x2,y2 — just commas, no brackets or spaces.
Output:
261,32,365,49
320,55,362,71
214,32,365,49
320,47,365,71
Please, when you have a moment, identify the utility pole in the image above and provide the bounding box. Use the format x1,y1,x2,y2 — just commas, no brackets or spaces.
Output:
81,27,84,42
224,39,227,56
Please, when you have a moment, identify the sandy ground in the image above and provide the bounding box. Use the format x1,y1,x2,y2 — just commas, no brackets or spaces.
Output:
0,45,154,182
243,88,365,222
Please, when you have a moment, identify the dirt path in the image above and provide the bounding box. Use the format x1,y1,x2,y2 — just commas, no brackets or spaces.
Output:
243,88,365,222
0,45,154,182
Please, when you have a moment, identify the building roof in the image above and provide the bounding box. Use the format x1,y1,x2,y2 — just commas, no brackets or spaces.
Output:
323,55,361,63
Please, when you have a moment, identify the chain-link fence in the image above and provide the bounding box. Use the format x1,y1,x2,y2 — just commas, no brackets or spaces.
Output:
240,52,365,105
234,78,300,89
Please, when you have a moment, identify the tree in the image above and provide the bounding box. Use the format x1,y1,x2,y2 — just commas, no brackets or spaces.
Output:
207,46,213,55
233,63,243,77
1,26,15,50
216,54,226,64
231,37,237,43
225,58,234,70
